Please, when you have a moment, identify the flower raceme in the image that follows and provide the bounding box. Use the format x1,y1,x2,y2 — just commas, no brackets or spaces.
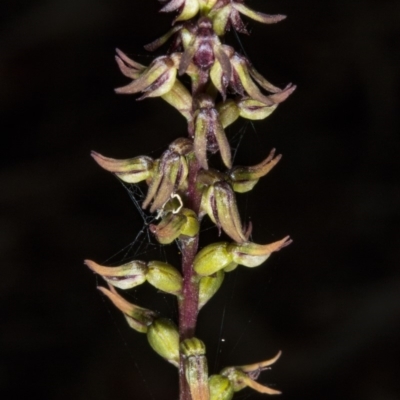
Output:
115,49,193,121
92,144,282,243
113,47,294,168
87,1,294,399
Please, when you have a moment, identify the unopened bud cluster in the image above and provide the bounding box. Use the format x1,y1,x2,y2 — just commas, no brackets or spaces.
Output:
87,1,294,399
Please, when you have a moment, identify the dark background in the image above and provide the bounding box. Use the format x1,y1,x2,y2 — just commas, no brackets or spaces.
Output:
1,0,399,399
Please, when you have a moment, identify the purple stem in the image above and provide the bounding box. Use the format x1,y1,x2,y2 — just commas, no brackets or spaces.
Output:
178,158,201,400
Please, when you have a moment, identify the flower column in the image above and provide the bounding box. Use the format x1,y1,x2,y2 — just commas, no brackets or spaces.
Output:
86,1,295,400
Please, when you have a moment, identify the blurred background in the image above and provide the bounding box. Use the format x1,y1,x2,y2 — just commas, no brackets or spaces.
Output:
1,0,399,399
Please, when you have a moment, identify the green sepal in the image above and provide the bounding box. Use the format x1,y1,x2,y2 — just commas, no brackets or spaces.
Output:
147,318,180,367
209,5,231,36
237,99,278,121
231,54,297,106
228,236,292,267
210,60,225,98
98,286,156,333
85,259,147,290
217,99,240,129
115,55,178,99
171,0,200,23
194,95,232,170
232,3,286,25
229,148,281,193
201,182,246,243
198,270,225,309
91,152,154,184
181,27,194,49
161,80,193,122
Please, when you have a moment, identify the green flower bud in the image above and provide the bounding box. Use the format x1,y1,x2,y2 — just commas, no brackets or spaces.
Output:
221,352,282,395
229,236,292,268
85,259,147,290
209,375,234,400
198,270,225,310
201,181,246,243
181,338,209,400
180,208,200,237
180,337,206,357
147,318,180,367
90,152,154,184
98,286,156,333
146,261,183,295
229,148,281,193
194,242,235,276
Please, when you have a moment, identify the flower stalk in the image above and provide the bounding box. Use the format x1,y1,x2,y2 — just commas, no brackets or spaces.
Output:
86,2,295,400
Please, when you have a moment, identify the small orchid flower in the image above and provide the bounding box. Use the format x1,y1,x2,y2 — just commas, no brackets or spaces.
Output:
209,0,286,36
115,49,193,121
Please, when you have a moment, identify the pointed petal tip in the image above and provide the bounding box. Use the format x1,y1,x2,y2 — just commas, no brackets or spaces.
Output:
90,150,102,159
285,84,297,94
280,236,293,249
84,259,97,270
115,48,124,58
144,43,155,52
90,150,111,168
264,350,282,366
97,285,108,294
